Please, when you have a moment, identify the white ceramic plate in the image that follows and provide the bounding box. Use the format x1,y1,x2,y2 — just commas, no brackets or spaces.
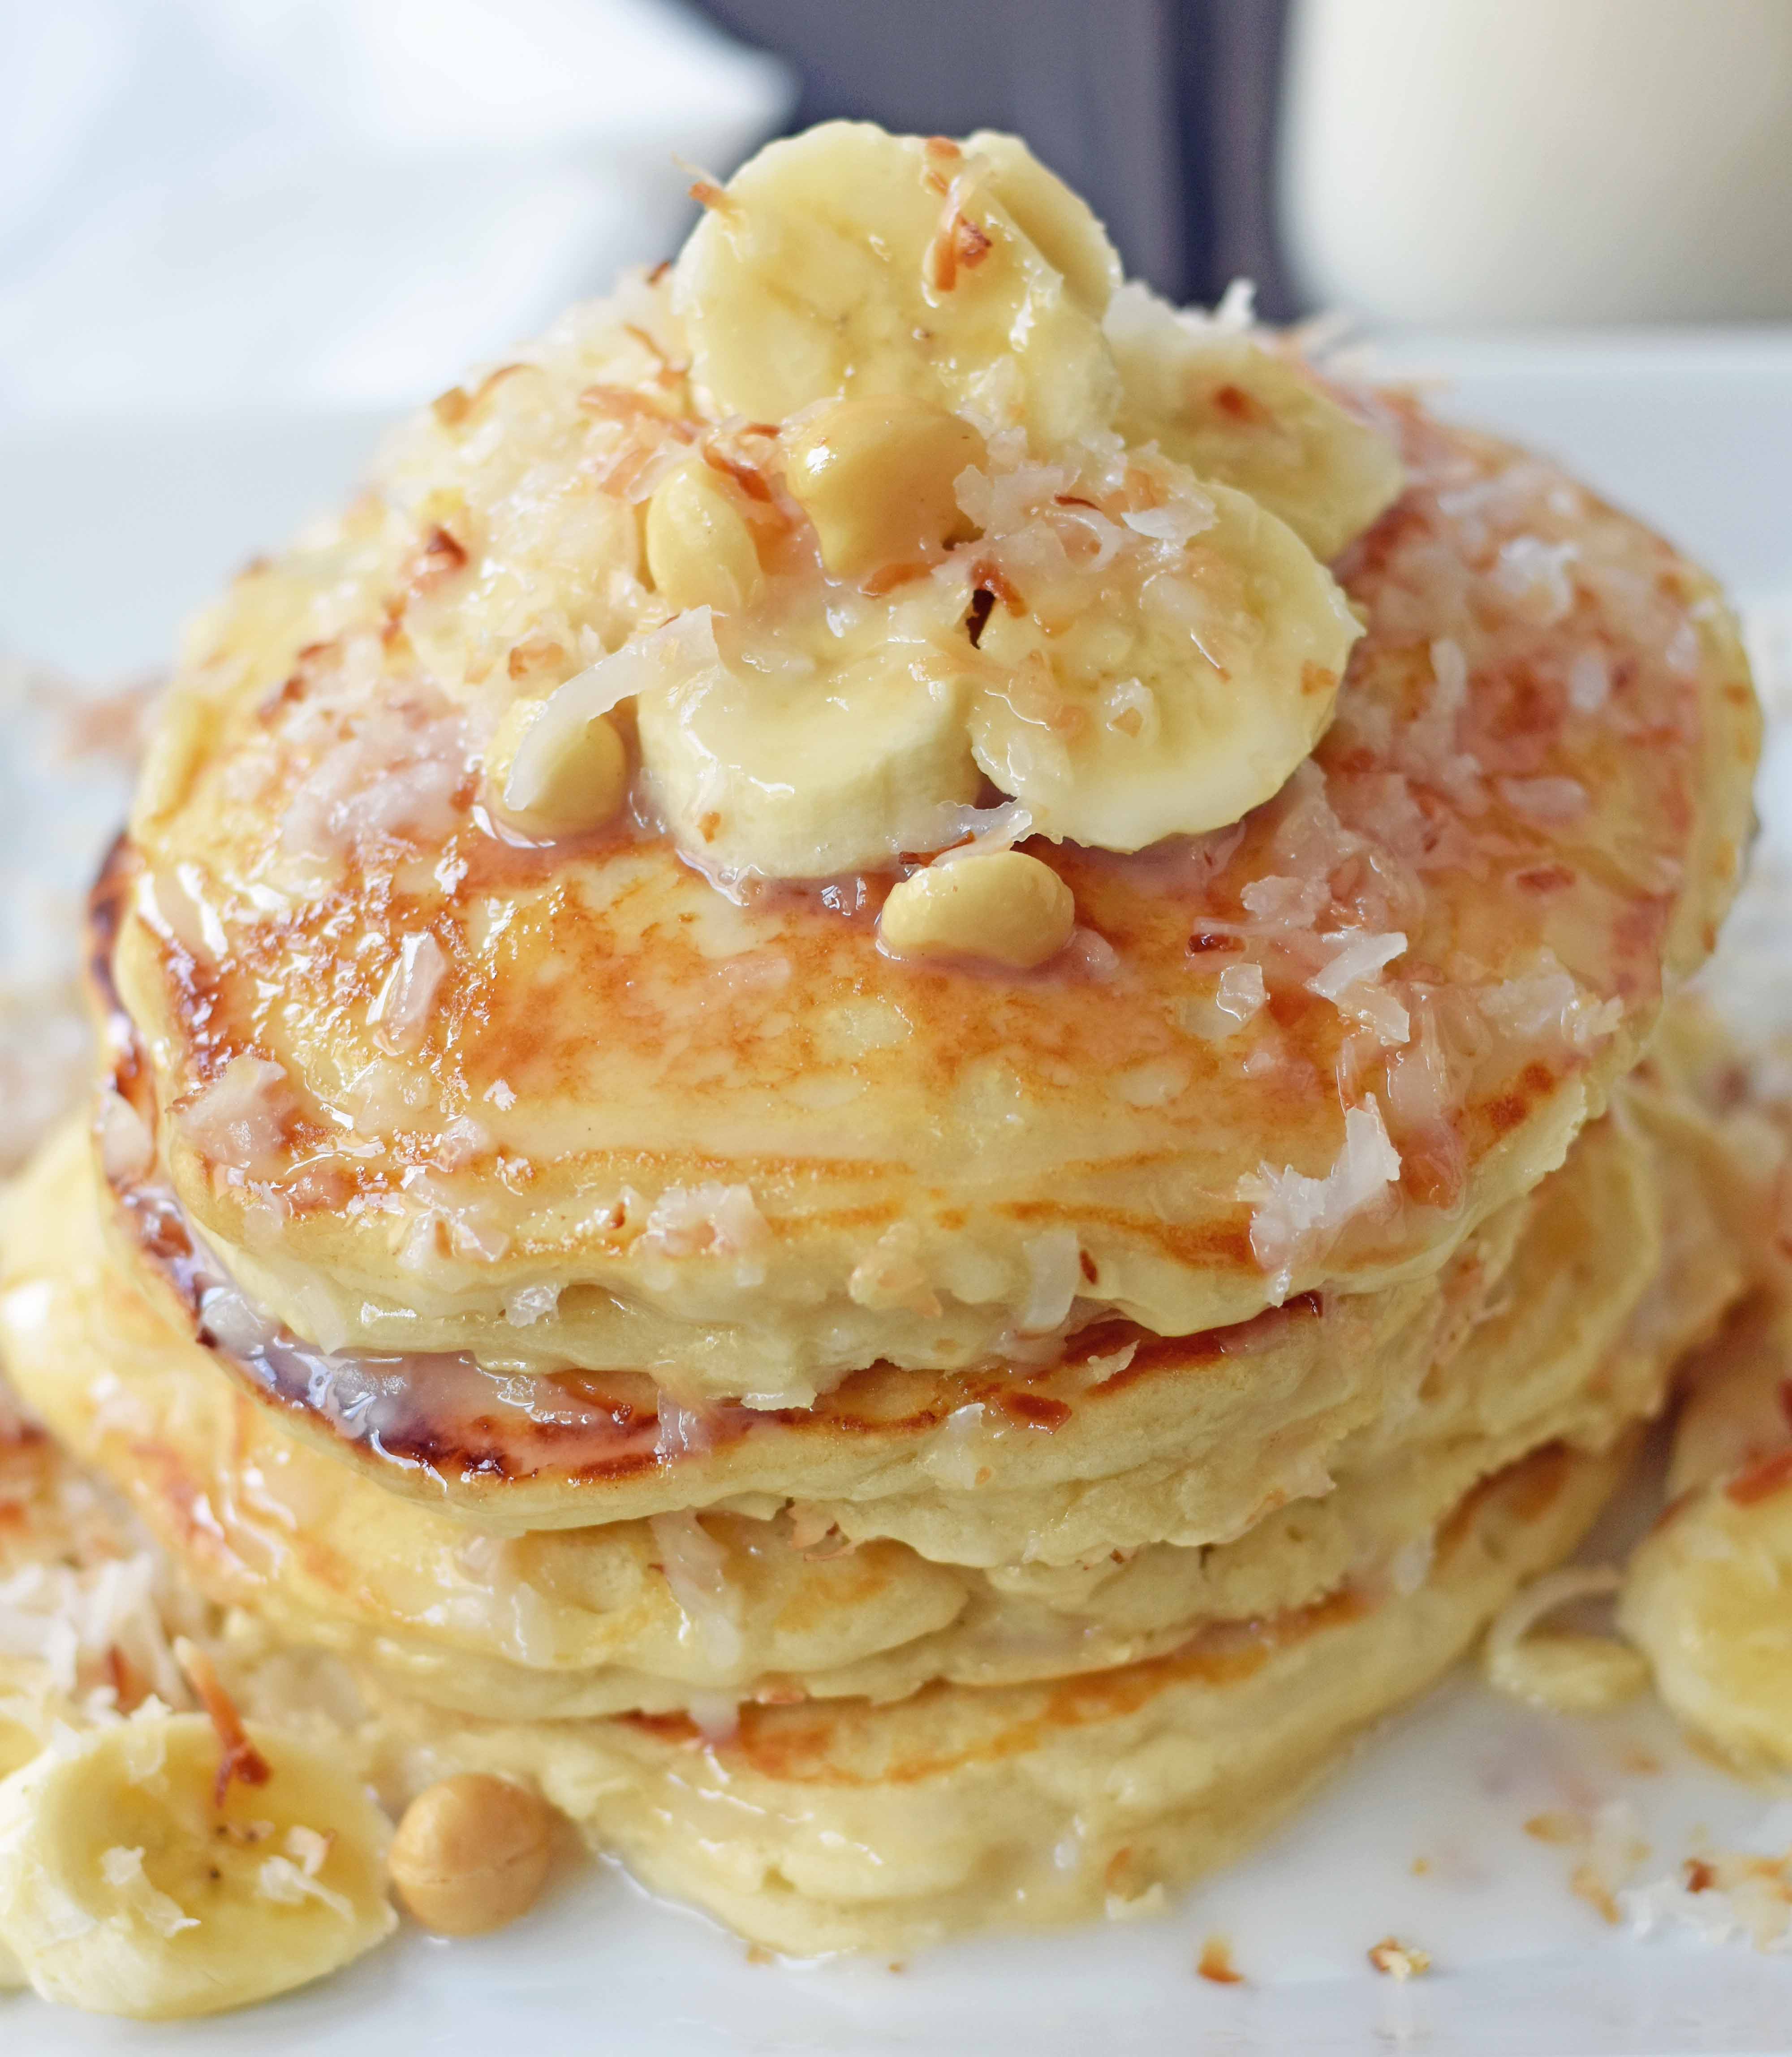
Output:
2,331,1791,2056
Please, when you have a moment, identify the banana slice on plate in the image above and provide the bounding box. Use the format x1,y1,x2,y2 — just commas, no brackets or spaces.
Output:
638,639,980,878
673,121,1121,445
1107,284,1405,562
967,479,1362,849
0,1711,393,2019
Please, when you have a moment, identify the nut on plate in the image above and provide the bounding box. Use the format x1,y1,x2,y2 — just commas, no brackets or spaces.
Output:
389,1774,555,1936
879,849,1074,969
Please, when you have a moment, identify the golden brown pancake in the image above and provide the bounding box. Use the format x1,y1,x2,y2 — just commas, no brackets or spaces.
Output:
102,367,1758,1405
0,1284,1636,1960
326,1438,1633,1955
2,1079,1733,1721
85,1091,1527,1544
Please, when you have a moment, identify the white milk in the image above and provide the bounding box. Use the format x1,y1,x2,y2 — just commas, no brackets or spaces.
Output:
1279,0,1792,324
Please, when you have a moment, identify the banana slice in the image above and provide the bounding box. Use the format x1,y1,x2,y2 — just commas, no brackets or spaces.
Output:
967,480,1362,849
1107,283,1404,561
960,130,1122,317
0,1712,393,2020
638,640,980,877
673,122,1121,445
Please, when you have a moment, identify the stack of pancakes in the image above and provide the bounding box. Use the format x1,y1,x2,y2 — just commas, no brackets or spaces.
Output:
0,237,1762,1951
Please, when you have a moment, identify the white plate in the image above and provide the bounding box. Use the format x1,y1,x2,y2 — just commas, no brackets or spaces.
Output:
2,332,1792,2056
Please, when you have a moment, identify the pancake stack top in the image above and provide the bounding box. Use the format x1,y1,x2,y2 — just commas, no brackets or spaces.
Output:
0,122,1766,1996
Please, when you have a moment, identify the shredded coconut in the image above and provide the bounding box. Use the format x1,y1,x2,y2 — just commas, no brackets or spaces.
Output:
1499,775,1590,825
1492,535,1579,625
1062,927,1121,981
647,1513,742,1673
921,1402,990,1489
1566,648,1611,714
1305,931,1411,1045
256,1853,355,1920
926,798,1035,865
1121,493,1215,548
504,1283,561,1328
0,1550,187,1708
97,1088,155,1183
174,1055,295,1176
1622,1807,1792,1954
1018,1229,1082,1334
280,694,470,863
508,610,718,817
1237,1096,1402,1301
1368,1936,1431,1980
100,1845,198,1937
846,1223,941,1316
370,933,448,1054
654,1394,718,1463
640,1183,771,1283
1478,954,1624,1053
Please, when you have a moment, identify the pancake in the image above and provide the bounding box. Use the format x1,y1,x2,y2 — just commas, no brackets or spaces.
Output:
0,1307,1635,1963
3,1086,1729,1722
75,1011,1743,1555
311,1438,1633,1956
103,329,1759,1404
87,1089,1530,1548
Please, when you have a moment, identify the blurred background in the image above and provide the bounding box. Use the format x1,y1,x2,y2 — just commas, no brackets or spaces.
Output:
7,0,1792,427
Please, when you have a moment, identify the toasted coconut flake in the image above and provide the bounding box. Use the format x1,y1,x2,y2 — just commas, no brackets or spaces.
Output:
1197,1936,1245,1983
640,1182,772,1281
508,611,715,815
1621,1806,1792,1953
648,1513,743,1672
176,1639,270,1805
1018,1228,1082,1333
1368,1936,1430,1979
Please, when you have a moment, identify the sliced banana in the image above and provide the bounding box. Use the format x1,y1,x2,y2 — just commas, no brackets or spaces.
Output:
638,641,980,877
963,130,1122,318
1107,283,1405,561
0,1712,393,2020
672,122,1121,445
967,480,1362,849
